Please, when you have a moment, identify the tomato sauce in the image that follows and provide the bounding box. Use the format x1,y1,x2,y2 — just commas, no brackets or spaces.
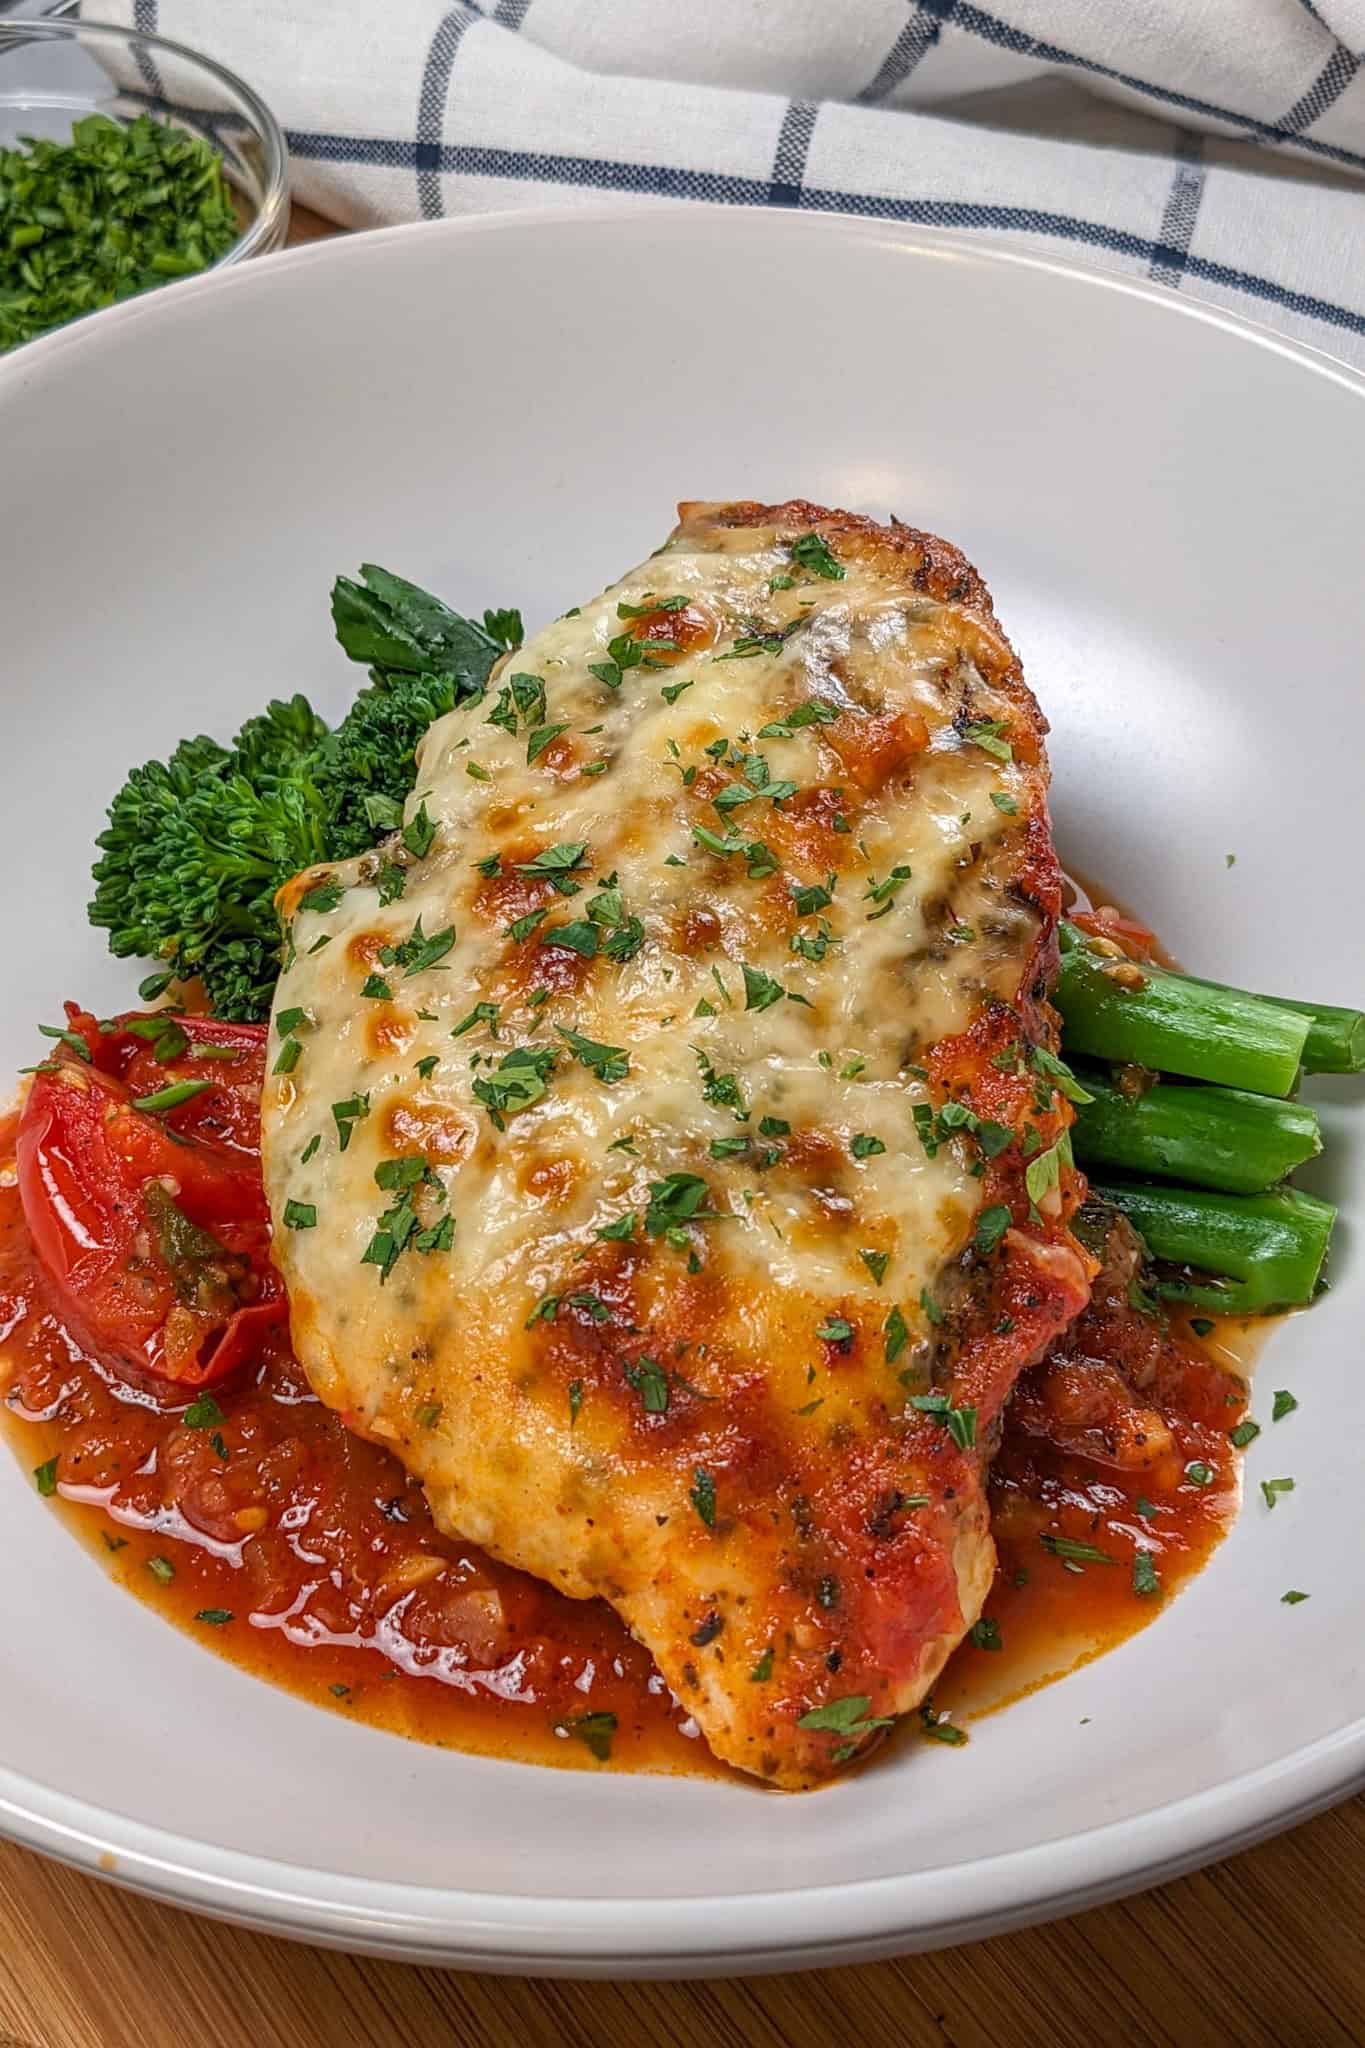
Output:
0,1134,1253,1781
0,1153,716,1776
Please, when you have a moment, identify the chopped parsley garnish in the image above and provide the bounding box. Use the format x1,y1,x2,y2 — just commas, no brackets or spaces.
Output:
790,920,835,963
33,1457,58,1497
403,801,436,860
709,1135,749,1161
714,753,797,813
691,824,778,877
1041,1534,1116,1566
884,1305,909,1365
1029,1043,1094,1105
1024,1131,1073,1210
751,1647,775,1682
624,1356,670,1413
1272,1389,1298,1421
556,1710,618,1761
516,841,587,889
970,1618,1002,1652
1132,1550,1160,1598
526,722,570,764
415,1054,439,1080
962,719,1013,762
1184,1461,1214,1487
377,865,408,910
331,1093,370,1150
860,1250,889,1286
645,1173,715,1239
788,532,845,580
792,878,835,917
564,1291,612,1324
360,974,393,1001
183,1394,224,1429
195,1608,234,1626
568,1380,583,1425
131,1079,214,1114
864,865,912,920
974,1204,1011,1256
689,1467,718,1528
798,1695,893,1758
298,880,344,915
850,1133,886,1160
556,1025,630,1084
1229,1419,1261,1449
758,698,839,739
742,964,787,1013
380,916,456,976
360,1156,451,1279
452,1001,501,1039
283,1200,317,1230
276,1007,310,1037
918,1288,945,1329
273,1038,303,1075
817,1317,854,1344
508,909,549,944
618,594,689,619
472,1044,557,1127
1135,1497,1159,1519
147,1555,175,1585
910,1392,976,1450
597,1212,637,1242
694,1048,749,1120
990,791,1019,816
1190,1316,1216,1337
1282,1589,1310,1605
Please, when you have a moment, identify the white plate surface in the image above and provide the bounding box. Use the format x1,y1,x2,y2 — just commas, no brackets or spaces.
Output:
2,206,1363,1975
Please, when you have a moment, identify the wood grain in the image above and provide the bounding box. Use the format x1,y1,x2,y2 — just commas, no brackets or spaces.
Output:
3,1799,1365,2047
5,201,1360,2048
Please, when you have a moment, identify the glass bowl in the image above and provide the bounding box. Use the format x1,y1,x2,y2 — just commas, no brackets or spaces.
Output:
0,14,290,298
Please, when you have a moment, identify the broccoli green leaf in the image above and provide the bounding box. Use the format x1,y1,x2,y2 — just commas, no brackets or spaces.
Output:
331,564,504,690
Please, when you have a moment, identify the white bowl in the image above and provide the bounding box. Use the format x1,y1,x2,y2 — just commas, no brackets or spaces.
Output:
2,206,1363,1975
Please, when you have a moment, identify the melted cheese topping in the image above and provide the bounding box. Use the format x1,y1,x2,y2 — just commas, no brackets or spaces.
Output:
261,501,1078,1788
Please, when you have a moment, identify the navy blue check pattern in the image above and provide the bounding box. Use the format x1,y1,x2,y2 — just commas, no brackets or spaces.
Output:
92,0,1365,367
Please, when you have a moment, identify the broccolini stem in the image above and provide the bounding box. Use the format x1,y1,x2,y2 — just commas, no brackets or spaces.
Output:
1091,1181,1336,1314
1070,1073,1321,1195
1055,928,1309,1097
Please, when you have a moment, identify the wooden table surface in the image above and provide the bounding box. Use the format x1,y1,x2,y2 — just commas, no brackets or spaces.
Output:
5,201,1362,2048
3,1801,1365,2047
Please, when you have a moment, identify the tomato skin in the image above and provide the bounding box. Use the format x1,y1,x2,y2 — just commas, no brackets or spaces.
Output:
16,1009,285,1391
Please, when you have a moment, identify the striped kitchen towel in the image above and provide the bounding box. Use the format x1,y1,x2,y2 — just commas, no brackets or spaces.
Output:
90,0,1365,366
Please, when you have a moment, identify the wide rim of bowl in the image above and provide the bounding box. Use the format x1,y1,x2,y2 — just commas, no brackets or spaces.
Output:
0,13,290,263
2,203,1364,1970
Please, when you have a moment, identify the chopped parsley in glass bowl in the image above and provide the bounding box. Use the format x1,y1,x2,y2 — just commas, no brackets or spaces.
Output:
0,15,288,350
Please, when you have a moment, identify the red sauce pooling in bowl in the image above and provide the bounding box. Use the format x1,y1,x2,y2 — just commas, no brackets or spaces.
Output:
0,1098,1249,1779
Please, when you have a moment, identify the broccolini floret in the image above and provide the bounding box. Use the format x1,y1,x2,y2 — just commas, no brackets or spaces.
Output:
88,567,518,1019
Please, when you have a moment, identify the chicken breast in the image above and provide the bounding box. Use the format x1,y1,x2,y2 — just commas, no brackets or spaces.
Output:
261,500,1093,1789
